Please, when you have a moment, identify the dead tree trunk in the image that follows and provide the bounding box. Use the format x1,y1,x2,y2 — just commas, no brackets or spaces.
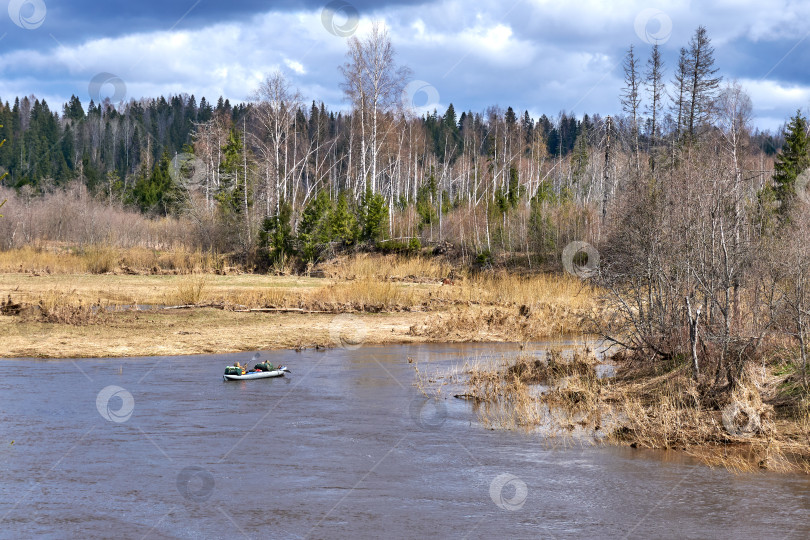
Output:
687,296,701,381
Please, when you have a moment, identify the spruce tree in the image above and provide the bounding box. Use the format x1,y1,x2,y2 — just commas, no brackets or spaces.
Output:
359,184,388,242
298,190,333,262
259,201,295,263
132,151,179,215
330,191,357,245
685,26,721,140
773,111,810,215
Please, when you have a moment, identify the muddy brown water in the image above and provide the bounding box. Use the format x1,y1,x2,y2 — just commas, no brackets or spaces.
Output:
1,342,808,539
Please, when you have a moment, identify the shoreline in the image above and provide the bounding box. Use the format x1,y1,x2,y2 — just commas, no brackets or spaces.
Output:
0,259,599,359
0,305,594,359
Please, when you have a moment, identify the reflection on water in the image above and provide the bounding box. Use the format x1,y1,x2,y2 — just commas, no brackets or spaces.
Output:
1,341,808,539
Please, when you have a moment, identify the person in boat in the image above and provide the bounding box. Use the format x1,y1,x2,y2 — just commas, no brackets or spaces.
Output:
235,361,244,374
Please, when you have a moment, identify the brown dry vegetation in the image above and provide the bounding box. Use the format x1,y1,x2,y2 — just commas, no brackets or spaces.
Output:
458,348,810,474
0,250,602,358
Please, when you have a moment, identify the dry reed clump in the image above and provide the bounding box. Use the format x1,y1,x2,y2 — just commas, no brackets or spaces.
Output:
464,349,602,431
466,360,547,429
448,271,597,308
222,287,305,309
320,253,454,281
508,348,598,384
318,278,416,309
411,302,592,342
0,245,223,275
119,247,222,274
0,245,83,273
408,271,602,341
600,358,810,473
609,380,721,449
167,274,210,305
459,347,810,472
82,246,118,274
24,290,107,325
213,278,418,312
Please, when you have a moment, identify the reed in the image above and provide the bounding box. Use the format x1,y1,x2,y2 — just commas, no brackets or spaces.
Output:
0,245,222,275
326,253,454,280
169,274,210,305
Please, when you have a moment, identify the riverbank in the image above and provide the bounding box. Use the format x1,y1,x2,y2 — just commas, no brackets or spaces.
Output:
455,347,810,474
0,252,602,358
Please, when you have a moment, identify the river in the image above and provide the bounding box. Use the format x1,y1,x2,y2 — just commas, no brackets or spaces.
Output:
1,342,808,539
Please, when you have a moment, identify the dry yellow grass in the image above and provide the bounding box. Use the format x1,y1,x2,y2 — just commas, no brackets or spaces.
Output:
463,350,602,431
0,273,325,309
447,271,597,308
0,245,222,274
168,274,211,305
458,348,810,473
321,253,453,280
319,278,416,307
0,308,426,358
0,250,603,359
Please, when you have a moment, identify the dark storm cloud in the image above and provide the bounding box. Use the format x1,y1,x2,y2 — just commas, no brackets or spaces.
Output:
1,0,808,131
4,0,428,49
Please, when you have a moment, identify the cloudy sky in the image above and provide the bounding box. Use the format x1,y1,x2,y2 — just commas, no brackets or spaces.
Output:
1,0,808,131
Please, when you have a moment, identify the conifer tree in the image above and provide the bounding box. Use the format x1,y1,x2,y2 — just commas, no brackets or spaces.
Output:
773,111,810,215
330,191,357,245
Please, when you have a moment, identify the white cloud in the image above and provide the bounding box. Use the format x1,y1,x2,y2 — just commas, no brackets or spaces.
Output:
0,0,806,129
739,78,810,114
284,59,306,75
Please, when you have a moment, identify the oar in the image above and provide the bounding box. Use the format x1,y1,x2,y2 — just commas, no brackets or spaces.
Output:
280,366,292,373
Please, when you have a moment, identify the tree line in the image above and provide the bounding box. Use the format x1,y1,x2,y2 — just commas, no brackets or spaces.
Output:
0,23,793,270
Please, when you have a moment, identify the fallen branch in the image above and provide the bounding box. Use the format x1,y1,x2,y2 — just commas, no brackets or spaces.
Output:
232,307,332,314
161,303,224,310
